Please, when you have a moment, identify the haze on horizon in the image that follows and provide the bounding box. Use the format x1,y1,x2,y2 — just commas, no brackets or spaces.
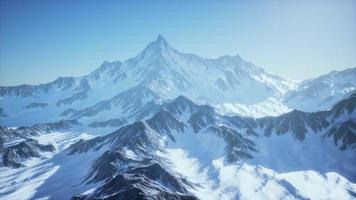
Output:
0,0,355,86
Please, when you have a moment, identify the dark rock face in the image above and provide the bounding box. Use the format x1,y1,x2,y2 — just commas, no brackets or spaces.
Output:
147,109,186,139
79,163,197,200
84,150,141,183
257,110,329,141
68,121,162,156
188,105,217,133
0,127,29,155
0,126,28,140
206,92,353,153
163,96,199,116
71,195,86,200
324,120,356,150
3,139,55,168
331,92,356,118
134,100,161,120
135,96,199,122
208,126,258,162
70,120,197,200
68,137,107,155
0,137,5,152
106,121,162,156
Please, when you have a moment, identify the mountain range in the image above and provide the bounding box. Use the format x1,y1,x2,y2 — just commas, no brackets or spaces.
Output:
0,35,355,200
1,35,355,126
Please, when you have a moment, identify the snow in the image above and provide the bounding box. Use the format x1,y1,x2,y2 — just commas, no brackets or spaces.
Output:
158,148,218,200
0,128,104,200
212,161,356,200
0,164,59,200
166,127,226,166
29,148,104,200
0,111,355,199
279,171,356,200
216,97,291,117
154,121,356,200
249,128,356,180
159,147,356,200
35,131,94,151
0,36,355,200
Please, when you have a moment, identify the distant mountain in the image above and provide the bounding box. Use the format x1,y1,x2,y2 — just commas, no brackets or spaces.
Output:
284,68,356,112
1,36,354,125
0,35,297,126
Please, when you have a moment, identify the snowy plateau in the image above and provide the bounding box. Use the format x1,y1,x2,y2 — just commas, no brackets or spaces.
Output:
0,35,355,200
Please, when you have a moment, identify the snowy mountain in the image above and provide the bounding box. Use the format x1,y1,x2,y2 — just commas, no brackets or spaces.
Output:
1,35,355,123
1,36,354,124
0,93,355,200
0,35,355,200
0,35,297,126
284,68,356,112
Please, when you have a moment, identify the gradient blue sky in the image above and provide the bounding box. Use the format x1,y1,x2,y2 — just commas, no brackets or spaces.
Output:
0,0,355,86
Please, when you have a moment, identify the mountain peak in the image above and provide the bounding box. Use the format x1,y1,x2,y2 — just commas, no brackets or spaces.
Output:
135,35,177,60
156,34,166,43
152,34,170,50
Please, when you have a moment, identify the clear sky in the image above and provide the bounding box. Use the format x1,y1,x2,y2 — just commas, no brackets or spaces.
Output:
0,0,355,86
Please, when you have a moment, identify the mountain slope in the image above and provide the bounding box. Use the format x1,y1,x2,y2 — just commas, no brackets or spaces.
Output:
0,35,296,126
0,94,355,199
284,68,356,112
61,86,160,123
68,94,356,199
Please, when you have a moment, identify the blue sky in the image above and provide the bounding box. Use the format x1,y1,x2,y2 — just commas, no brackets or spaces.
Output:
0,0,355,85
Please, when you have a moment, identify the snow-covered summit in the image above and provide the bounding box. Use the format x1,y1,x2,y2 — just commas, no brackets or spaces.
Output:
0,36,354,126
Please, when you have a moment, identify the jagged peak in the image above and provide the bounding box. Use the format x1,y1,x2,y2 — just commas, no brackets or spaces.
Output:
156,34,168,44
172,95,194,104
137,35,177,58
163,95,198,114
124,121,146,130
148,34,170,49
149,108,181,123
